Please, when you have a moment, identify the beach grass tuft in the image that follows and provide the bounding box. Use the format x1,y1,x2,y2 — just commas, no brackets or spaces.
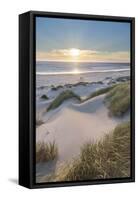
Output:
36,119,44,127
105,82,130,116
83,85,115,102
55,122,130,181
47,90,81,111
41,94,49,100
36,141,58,163
51,85,63,91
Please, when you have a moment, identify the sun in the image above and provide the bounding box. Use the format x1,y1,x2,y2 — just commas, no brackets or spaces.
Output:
69,48,80,57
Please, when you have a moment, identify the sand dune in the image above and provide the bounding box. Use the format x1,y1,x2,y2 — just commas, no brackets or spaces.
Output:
36,94,129,163
36,94,129,182
36,66,130,182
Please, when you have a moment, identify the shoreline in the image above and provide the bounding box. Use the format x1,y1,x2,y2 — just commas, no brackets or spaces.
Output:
36,68,130,76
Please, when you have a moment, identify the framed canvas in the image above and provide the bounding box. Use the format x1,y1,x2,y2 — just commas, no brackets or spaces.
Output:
19,11,135,189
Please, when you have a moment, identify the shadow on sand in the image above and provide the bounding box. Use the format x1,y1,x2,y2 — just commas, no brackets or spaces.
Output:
36,159,58,183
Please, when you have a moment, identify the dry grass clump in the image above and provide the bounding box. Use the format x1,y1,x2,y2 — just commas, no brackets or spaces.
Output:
36,141,58,163
41,94,49,100
83,85,115,102
47,90,81,111
36,119,44,127
105,82,130,116
55,122,130,181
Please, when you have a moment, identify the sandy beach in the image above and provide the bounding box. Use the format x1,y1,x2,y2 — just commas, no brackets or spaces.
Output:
36,70,130,182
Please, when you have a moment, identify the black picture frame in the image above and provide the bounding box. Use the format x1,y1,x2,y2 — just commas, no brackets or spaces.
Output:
19,10,135,189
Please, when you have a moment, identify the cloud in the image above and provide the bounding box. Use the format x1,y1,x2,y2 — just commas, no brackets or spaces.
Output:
36,48,130,62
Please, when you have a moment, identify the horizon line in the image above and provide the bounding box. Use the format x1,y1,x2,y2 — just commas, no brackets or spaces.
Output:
36,60,130,64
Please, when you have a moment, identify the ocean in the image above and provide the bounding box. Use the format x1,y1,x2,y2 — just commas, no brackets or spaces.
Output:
36,61,130,75
36,61,130,87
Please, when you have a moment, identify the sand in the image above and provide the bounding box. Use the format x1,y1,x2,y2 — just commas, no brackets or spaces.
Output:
36,71,130,182
36,93,129,182
37,94,129,161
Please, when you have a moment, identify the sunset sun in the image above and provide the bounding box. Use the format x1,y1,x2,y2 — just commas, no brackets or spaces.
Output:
69,48,80,57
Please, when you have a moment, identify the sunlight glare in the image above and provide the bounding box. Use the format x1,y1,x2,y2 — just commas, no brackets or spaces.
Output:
73,68,80,74
69,48,80,57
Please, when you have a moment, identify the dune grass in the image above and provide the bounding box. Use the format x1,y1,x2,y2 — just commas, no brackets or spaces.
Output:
83,85,115,102
105,82,130,116
51,85,63,91
41,94,49,100
36,117,44,127
47,90,81,111
36,141,58,163
47,82,130,114
55,122,130,181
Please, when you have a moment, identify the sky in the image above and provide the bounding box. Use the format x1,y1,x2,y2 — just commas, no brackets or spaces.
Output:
36,17,130,62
